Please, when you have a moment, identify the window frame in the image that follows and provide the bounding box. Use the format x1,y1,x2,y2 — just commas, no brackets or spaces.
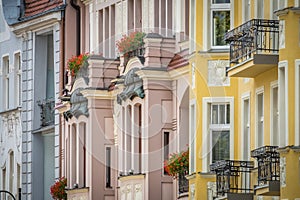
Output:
14,51,21,107
209,103,230,164
202,97,234,172
2,55,10,109
210,0,231,49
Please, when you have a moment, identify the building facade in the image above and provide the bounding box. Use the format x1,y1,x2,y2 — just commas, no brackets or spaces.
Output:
189,0,300,200
1,0,66,199
57,0,191,199
0,0,22,198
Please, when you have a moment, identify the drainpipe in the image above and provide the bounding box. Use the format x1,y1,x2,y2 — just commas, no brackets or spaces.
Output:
70,0,81,55
59,7,66,178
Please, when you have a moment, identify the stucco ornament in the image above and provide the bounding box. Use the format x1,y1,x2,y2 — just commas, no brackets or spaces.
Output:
280,157,286,187
208,60,230,86
117,68,145,104
66,88,89,119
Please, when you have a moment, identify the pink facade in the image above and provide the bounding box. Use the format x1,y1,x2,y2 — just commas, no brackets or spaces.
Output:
58,1,190,199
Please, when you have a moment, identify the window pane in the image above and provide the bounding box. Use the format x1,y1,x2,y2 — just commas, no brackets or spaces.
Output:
219,104,225,124
212,10,230,46
226,104,230,124
212,130,229,163
212,0,230,3
212,105,219,124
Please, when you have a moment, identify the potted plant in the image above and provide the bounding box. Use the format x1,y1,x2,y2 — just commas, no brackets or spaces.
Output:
66,53,89,77
50,177,67,200
116,31,146,55
164,149,189,178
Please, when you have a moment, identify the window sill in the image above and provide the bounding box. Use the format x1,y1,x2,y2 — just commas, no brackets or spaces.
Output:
198,48,229,54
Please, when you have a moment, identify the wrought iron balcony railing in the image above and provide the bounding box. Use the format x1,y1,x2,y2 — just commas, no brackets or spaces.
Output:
251,146,280,186
224,19,279,67
178,172,189,194
37,98,55,127
210,160,254,198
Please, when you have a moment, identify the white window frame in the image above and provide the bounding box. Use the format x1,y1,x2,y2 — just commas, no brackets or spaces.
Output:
189,99,196,174
255,86,264,148
203,0,234,51
241,92,250,160
202,97,234,172
278,60,288,147
2,55,9,109
270,81,279,146
189,0,196,53
14,51,21,107
295,59,300,146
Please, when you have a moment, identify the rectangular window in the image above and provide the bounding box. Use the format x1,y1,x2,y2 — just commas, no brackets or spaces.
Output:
243,0,250,22
9,152,14,193
3,56,9,109
164,132,170,175
14,53,21,106
271,84,279,145
211,0,231,47
212,130,229,163
271,0,279,19
2,167,6,199
242,98,250,160
189,103,196,173
210,103,230,163
256,91,264,147
279,62,288,146
256,0,264,18
203,97,233,172
190,0,196,52
106,147,111,188
17,164,20,189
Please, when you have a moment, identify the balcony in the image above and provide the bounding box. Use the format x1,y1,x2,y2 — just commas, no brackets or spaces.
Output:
251,146,280,196
37,98,55,127
224,19,279,77
178,172,189,195
210,160,254,200
122,47,145,67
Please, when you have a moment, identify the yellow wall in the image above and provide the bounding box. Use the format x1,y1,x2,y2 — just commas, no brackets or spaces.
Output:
189,0,300,199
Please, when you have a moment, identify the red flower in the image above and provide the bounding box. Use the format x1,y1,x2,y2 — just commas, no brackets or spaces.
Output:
66,53,89,77
50,177,67,200
163,149,189,178
116,32,146,54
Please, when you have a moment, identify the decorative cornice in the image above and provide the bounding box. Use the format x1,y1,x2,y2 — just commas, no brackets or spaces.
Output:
135,69,171,81
0,107,22,115
81,89,113,100
169,65,189,79
10,12,62,36
80,0,92,5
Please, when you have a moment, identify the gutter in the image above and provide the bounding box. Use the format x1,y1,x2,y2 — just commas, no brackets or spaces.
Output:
70,0,81,55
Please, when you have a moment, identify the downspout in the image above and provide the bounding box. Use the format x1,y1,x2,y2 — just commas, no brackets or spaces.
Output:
70,0,81,55
59,7,66,178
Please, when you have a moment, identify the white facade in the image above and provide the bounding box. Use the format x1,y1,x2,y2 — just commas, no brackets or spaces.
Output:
0,0,22,198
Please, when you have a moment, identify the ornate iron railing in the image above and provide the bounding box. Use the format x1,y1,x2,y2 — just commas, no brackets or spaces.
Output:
178,172,189,194
224,19,279,67
37,98,55,127
251,146,280,186
210,160,254,197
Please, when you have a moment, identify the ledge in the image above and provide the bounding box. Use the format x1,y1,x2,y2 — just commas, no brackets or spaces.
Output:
0,107,22,115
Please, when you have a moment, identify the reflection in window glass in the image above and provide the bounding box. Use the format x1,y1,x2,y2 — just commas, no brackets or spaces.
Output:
212,11,230,46
212,0,230,3
212,130,230,163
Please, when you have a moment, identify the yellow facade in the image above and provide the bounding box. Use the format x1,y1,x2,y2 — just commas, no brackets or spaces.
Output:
189,0,300,199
